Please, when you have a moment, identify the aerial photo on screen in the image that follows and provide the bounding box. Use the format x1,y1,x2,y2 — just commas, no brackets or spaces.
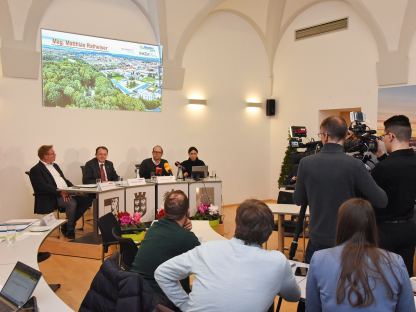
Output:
41,29,163,112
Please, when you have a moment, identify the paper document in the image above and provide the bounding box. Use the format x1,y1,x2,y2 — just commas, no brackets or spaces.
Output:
74,184,97,188
0,219,37,232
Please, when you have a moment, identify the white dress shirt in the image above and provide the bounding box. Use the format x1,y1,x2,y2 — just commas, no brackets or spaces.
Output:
41,161,68,189
155,237,300,312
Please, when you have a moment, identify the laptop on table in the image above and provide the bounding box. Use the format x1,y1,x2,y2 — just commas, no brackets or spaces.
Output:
0,262,41,312
191,166,208,180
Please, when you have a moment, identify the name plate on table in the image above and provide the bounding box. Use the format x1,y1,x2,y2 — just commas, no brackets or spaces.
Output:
98,181,117,191
156,176,176,183
127,178,146,186
40,213,57,226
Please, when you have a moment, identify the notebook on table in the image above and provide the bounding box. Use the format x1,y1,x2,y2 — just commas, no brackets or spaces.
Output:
0,262,41,312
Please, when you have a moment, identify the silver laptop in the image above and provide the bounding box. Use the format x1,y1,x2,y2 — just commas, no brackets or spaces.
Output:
0,262,41,312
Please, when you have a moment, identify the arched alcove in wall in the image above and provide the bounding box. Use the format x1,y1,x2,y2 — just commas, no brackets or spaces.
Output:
277,0,387,65
182,10,273,202
38,0,156,50
269,0,380,192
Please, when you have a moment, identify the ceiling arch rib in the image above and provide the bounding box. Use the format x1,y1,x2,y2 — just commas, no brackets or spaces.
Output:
131,0,159,42
0,0,14,42
18,0,157,49
172,0,226,65
398,0,416,56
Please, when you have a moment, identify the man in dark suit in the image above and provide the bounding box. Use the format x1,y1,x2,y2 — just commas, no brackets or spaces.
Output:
29,145,91,239
139,145,172,179
83,146,119,184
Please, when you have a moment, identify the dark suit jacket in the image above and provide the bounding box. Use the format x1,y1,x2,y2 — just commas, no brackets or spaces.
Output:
83,158,119,184
29,161,73,214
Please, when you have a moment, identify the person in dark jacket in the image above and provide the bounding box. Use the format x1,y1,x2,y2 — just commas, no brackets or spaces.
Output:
181,146,206,178
79,254,154,312
371,115,416,276
294,116,387,263
83,146,119,184
139,145,172,179
29,145,91,239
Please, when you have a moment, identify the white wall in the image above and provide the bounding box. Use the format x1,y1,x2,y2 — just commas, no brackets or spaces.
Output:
0,0,271,220
269,1,379,187
408,30,416,84
182,11,270,202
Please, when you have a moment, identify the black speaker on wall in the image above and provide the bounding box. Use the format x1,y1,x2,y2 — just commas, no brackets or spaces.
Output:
266,99,276,116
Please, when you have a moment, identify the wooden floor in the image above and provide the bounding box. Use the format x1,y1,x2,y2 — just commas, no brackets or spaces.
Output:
40,204,305,311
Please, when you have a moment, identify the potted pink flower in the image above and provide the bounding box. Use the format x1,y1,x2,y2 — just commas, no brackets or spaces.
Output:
192,203,221,229
116,212,146,242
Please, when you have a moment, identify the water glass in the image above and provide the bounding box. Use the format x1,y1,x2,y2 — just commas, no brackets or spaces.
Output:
95,178,101,185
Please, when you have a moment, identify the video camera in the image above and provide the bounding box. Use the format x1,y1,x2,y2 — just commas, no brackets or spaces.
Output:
289,126,322,151
345,112,379,154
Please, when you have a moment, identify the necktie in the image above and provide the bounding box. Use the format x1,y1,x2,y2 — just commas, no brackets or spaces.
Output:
100,164,107,182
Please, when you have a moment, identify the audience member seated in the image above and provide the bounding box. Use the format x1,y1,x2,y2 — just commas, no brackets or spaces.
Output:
180,146,206,178
29,145,92,239
139,145,172,179
130,190,200,310
83,146,119,184
306,198,415,312
155,199,301,312
79,253,154,312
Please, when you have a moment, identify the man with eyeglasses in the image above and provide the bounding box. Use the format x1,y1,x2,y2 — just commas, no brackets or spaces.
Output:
29,145,92,239
371,115,416,276
294,116,387,263
139,145,172,179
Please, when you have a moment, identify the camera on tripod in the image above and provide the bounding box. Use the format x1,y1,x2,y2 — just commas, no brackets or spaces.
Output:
345,112,379,154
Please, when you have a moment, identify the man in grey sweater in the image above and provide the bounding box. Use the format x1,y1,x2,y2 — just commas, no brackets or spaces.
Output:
294,116,387,263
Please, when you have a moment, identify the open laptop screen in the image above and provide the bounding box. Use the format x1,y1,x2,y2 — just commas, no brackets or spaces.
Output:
191,166,208,180
1,262,41,308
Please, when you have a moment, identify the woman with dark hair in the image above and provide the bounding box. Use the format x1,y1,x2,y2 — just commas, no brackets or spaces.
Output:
181,146,206,178
306,198,414,311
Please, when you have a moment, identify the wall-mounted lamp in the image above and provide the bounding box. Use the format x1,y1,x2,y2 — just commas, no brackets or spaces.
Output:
245,101,262,108
188,99,207,105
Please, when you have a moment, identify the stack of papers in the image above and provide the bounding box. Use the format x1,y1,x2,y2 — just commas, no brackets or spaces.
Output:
0,219,37,232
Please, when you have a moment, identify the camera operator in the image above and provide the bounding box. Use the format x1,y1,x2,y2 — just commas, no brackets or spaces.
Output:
371,115,416,276
294,116,388,263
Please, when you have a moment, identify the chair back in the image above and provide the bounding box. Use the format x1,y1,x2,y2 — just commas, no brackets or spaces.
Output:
98,213,120,247
277,191,294,204
80,165,86,178
112,228,138,270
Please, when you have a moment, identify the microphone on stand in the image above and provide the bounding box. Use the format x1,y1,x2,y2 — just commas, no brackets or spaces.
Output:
164,162,173,176
174,161,184,169
174,161,185,180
